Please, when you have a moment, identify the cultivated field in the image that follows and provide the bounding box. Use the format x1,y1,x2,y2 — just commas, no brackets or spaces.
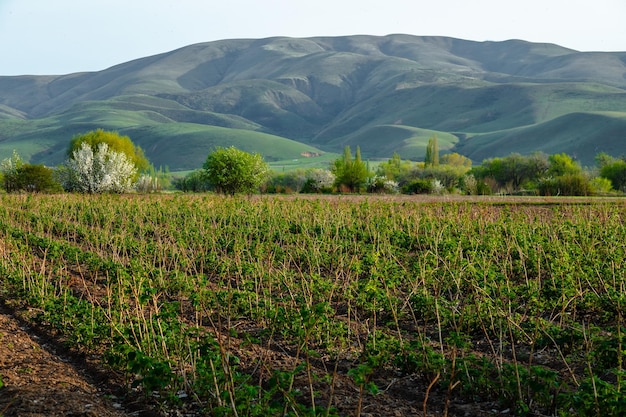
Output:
0,194,624,416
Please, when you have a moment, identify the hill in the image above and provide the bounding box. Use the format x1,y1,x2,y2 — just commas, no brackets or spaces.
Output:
1,34,625,169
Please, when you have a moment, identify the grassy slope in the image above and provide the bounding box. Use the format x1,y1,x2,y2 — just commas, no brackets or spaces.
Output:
1,35,626,168
456,111,626,165
0,99,329,170
328,125,459,160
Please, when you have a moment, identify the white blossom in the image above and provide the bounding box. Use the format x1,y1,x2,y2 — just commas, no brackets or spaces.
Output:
305,169,335,192
65,143,136,193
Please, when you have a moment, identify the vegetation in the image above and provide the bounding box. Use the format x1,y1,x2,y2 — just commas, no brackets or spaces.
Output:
2,36,626,169
1,151,62,193
174,169,212,192
62,142,138,193
67,129,149,173
203,146,269,195
331,146,369,193
599,157,626,192
0,194,625,416
424,135,439,167
0,150,24,192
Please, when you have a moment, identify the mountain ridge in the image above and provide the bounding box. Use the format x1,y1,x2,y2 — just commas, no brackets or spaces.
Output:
1,34,625,169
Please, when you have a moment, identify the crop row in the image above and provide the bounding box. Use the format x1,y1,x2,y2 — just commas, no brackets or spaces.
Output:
0,194,625,416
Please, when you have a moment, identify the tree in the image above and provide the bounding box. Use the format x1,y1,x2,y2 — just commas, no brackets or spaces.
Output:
301,169,335,193
14,164,63,193
175,169,211,192
0,150,24,192
595,152,615,169
547,153,581,177
203,146,269,195
424,135,439,167
64,142,137,193
68,129,149,174
441,152,472,168
600,159,626,192
0,151,62,193
376,152,413,181
473,153,549,191
332,146,369,193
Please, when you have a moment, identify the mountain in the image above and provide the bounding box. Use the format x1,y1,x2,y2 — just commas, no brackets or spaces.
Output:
1,34,626,170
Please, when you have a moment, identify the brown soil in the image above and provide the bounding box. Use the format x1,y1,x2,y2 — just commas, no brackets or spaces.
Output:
0,308,129,417
0,303,500,417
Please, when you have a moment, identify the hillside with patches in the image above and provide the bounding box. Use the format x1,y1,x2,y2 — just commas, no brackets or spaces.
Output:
1,35,625,169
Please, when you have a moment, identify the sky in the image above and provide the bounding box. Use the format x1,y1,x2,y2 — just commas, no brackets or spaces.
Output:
1,0,626,76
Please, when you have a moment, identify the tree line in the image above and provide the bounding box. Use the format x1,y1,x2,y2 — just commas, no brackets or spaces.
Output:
2,130,626,196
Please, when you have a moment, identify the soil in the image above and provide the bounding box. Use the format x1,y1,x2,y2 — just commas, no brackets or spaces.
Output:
0,306,132,417
0,301,502,417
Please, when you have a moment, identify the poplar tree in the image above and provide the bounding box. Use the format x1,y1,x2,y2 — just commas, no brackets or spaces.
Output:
425,135,439,167
332,145,369,192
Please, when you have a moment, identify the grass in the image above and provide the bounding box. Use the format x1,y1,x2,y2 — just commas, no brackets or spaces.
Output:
0,194,625,416
330,124,459,160
458,111,626,165
2,35,626,170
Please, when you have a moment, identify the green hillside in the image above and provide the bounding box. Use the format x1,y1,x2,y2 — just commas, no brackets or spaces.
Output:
0,35,625,169
456,111,626,164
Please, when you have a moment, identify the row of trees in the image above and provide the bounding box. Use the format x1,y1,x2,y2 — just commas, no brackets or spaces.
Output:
2,130,626,196
1,130,160,194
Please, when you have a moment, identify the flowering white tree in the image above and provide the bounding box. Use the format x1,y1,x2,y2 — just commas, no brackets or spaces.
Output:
304,169,335,192
64,142,136,193
0,150,23,192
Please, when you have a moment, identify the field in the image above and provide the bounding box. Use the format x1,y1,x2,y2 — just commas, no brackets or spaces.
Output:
0,194,625,416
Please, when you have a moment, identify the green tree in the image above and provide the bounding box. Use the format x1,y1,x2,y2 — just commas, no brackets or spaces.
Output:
376,152,413,181
204,146,269,195
175,169,211,192
595,152,615,169
0,150,24,192
600,159,626,192
441,152,472,168
68,129,149,174
547,153,581,177
473,153,549,191
0,151,62,193
332,145,369,193
424,135,439,167
15,164,63,193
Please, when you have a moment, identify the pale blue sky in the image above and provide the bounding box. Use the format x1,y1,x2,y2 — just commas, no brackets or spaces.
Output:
1,0,625,75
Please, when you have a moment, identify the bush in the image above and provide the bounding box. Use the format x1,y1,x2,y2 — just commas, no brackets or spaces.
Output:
401,179,433,194
301,169,335,193
204,147,269,195
600,159,626,192
590,177,613,194
265,170,307,194
366,176,399,194
537,174,592,196
174,170,212,192
63,142,137,193
0,151,62,193
16,164,63,193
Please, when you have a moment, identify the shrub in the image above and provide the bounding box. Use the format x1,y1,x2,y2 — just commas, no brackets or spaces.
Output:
63,142,137,193
204,146,269,195
401,179,433,194
537,174,592,196
174,170,211,192
366,176,399,194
